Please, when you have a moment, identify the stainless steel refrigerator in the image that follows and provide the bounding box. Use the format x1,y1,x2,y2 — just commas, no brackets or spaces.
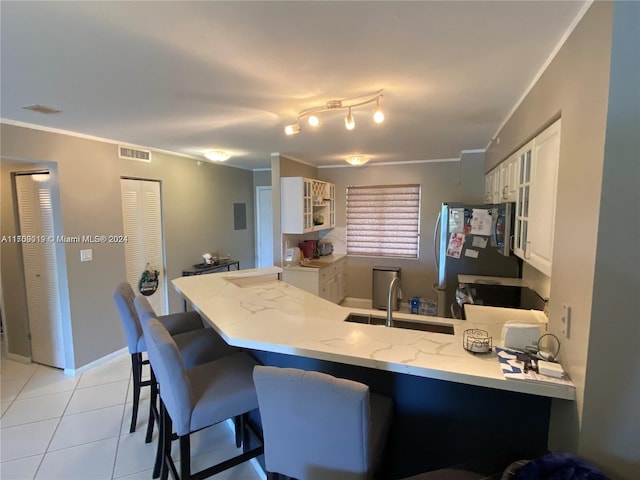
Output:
433,202,521,318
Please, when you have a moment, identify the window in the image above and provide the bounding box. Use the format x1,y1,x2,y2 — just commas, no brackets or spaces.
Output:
346,184,421,258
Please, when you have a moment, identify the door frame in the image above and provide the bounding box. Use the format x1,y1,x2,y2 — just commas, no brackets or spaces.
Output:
7,166,74,368
120,177,168,315
255,186,273,268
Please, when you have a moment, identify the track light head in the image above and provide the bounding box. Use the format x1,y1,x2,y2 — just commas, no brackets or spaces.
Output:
373,98,385,124
284,123,301,135
308,114,321,127
345,108,355,130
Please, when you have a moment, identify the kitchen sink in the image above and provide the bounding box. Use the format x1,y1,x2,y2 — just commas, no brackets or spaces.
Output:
344,313,454,335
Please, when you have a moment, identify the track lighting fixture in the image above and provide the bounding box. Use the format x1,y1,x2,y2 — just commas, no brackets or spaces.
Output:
283,89,384,135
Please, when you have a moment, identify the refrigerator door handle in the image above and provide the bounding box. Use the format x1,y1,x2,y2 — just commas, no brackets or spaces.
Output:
434,211,442,274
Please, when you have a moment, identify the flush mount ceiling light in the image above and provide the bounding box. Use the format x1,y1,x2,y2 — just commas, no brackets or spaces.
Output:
22,104,62,115
204,150,231,162
284,89,384,135
345,155,370,166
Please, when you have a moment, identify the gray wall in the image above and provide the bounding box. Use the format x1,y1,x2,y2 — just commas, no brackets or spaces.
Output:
580,0,639,475
1,124,256,368
486,2,639,476
317,152,484,301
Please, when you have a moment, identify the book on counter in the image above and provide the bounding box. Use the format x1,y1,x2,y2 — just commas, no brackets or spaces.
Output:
495,347,574,387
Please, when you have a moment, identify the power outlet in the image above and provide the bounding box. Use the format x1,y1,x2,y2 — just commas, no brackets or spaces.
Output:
561,303,571,339
80,249,93,262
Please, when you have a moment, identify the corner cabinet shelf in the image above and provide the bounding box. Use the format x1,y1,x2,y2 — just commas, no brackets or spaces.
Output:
281,177,335,234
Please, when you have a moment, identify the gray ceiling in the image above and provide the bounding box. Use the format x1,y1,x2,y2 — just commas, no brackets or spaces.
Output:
1,1,588,170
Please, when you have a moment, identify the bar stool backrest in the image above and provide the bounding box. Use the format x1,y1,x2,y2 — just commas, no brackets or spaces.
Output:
113,282,142,354
253,366,373,480
143,317,193,435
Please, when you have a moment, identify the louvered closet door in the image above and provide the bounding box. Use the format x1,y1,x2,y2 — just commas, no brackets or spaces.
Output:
120,179,166,315
15,174,65,368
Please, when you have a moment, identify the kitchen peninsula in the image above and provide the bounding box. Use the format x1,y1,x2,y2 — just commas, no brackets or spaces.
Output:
173,267,575,477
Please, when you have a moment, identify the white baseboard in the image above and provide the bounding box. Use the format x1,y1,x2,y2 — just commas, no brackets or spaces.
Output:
64,346,128,376
5,352,32,364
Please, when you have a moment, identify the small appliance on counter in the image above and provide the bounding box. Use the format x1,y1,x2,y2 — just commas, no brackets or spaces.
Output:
317,241,333,256
283,247,301,266
298,240,318,259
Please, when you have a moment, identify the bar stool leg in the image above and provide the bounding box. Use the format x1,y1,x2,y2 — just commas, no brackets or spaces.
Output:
130,353,143,433
234,415,242,448
145,368,159,444
180,435,192,480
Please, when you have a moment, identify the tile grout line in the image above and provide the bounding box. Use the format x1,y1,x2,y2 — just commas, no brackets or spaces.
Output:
110,361,133,480
0,358,39,421
31,366,84,480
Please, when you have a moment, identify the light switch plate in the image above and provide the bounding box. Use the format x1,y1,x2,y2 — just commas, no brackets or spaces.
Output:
80,249,93,262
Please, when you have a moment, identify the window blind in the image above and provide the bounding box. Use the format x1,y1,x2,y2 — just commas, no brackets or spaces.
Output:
346,184,421,258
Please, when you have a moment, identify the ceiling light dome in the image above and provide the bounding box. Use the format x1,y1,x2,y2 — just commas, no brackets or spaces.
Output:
204,150,231,162
345,155,370,166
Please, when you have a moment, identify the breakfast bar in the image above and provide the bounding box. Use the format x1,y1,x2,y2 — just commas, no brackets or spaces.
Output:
172,267,575,478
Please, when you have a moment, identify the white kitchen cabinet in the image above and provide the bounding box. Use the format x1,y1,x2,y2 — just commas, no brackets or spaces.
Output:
484,167,500,203
513,142,533,260
281,177,335,234
282,256,347,304
486,154,518,204
499,153,519,203
513,119,561,276
527,119,561,275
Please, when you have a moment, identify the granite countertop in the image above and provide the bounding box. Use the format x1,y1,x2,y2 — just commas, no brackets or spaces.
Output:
172,267,575,400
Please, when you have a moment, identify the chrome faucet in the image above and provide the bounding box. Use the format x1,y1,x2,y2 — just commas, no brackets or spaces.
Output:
386,277,402,327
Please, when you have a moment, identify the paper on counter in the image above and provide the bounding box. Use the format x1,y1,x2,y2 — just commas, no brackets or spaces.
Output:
470,209,492,236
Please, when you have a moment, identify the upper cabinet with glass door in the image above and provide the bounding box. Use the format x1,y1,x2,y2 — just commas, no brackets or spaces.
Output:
281,177,336,234
513,119,561,276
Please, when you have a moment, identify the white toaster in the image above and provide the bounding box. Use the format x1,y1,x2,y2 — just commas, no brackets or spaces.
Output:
501,322,543,351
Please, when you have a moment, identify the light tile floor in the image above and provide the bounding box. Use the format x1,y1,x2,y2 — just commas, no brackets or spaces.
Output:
1,343,262,480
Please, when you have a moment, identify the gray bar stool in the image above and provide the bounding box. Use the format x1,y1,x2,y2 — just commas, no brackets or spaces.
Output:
133,294,242,478
113,282,239,441
253,365,394,480
143,317,263,480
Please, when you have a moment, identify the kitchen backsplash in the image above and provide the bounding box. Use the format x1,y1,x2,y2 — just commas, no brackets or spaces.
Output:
320,227,346,254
